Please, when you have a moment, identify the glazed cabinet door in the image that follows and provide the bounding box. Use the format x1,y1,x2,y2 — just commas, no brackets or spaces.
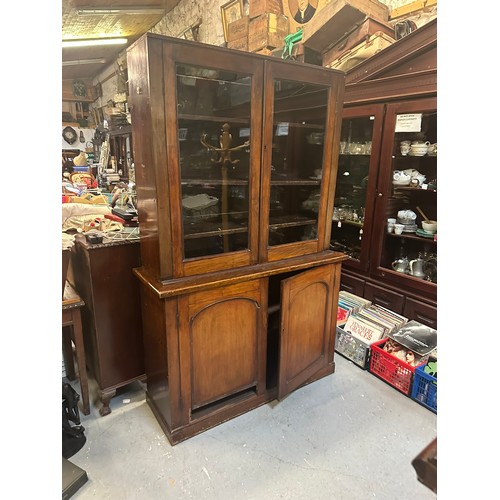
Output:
371,97,437,299
260,60,344,262
278,264,338,399
168,45,266,277
178,280,268,418
130,40,266,279
330,104,385,272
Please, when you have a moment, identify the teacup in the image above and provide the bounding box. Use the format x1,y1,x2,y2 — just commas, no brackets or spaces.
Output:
394,223,404,235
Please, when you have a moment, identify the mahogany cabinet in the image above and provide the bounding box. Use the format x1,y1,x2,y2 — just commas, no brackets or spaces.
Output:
331,19,438,328
68,235,145,416
127,33,346,444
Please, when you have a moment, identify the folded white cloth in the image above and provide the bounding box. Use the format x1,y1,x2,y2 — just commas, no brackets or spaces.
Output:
62,203,113,232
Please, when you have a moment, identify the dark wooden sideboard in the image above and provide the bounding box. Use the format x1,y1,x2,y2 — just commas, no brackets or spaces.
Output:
68,234,145,415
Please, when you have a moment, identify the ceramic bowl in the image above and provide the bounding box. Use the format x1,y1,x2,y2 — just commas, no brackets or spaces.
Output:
421,220,437,234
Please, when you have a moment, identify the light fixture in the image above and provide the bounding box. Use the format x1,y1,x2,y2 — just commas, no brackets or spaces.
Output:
62,38,128,48
62,58,107,66
77,7,164,16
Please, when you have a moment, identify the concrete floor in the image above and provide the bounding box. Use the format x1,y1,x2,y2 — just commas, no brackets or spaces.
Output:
66,354,436,499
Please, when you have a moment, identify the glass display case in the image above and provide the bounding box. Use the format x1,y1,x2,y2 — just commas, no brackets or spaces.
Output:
128,33,344,280
330,105,384,271
373,97,437,294
176,68,335,262
335,18,437,326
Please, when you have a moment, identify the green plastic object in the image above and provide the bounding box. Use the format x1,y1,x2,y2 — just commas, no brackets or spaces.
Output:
282,28,303,59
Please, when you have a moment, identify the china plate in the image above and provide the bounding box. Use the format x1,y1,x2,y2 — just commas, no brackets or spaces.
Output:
416,228,435,238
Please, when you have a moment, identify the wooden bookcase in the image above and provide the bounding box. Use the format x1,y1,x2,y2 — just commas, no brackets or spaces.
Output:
127,33,347,444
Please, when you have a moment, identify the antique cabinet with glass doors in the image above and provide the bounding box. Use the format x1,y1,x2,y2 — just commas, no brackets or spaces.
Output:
330,19,437,328
127,33,346,445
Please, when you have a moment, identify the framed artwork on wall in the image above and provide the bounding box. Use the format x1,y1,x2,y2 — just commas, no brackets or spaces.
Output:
221,0,244,42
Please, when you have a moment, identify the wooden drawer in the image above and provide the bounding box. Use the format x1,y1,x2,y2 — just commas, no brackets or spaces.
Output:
403,297,437,329
340,272,365,296
364,282,404,313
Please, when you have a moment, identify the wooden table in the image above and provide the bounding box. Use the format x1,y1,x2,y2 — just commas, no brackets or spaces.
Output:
62,281,90,415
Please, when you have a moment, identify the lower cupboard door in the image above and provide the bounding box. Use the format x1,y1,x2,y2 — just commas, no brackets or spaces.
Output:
278,264,335,399
186,280,266,411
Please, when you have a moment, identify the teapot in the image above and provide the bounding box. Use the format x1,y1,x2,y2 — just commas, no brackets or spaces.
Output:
409,258,425,278
392,257,409,273
409,141,430,157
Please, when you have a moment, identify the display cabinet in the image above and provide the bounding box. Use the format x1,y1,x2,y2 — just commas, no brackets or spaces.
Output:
330,104,384,271
331,19,437,328
127,33,346,444
372,98,437,295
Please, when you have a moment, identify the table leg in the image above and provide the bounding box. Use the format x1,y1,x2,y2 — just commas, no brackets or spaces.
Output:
71,309,90,415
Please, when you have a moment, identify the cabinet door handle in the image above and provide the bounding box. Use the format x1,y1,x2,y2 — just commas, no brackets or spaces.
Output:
377,192,383,197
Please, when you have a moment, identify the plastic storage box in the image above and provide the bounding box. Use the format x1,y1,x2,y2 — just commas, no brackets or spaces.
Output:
369,338,423,395
335,326,371,369
411,364,437,413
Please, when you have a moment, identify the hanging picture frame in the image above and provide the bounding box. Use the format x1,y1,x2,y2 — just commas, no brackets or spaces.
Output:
221,0,244,42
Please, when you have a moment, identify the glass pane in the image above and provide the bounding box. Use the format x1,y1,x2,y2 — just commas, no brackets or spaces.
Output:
176,64,252,259
269,79,329,246
331,116,374,260
382,110,437,282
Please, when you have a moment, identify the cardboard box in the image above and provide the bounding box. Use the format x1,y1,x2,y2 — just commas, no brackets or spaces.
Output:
227,36,249,52
249,0,283,19
324,31,394,71
249,13,289,52
302,0,390,53
227,15,249,42
322,16,394,66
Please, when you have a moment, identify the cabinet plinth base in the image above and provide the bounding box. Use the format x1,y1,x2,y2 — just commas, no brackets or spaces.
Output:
147,390,276,445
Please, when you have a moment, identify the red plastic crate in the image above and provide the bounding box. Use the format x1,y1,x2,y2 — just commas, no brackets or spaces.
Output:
369,338,423,395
